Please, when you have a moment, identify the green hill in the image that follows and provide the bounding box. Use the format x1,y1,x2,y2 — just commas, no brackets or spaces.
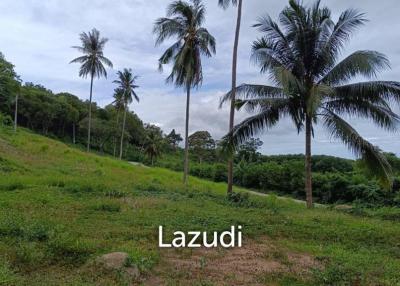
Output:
0,127,400,285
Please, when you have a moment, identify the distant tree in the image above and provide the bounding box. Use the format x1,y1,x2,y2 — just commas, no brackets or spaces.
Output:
221,0,400,208
188,131,215,163
57,92,88,144
237,138,263,163
0,52,20,131
113,69,139,160
144,131,163,165
70,28,113,152
166,129,183,149
218,0,243,194
154,0,216,185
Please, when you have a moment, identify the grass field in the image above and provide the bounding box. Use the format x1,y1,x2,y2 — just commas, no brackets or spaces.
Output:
0,126,400,285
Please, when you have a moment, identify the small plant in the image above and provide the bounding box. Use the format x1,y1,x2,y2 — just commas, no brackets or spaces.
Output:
92,202,121,213
0,258,18,285
227,192,251,207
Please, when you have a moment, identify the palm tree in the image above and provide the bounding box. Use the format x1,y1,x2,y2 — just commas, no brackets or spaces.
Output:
144,131,163,166
153,0,216,186
221,0,400,208
112,88,125,157
218,0,243,194
70,28,113,152
113,69,139,160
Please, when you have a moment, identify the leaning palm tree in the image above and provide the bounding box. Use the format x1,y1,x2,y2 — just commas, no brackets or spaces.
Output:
112,88,125,157
70,28,113,152
113,69,139,160
153,0,216,186
221,0,400,208
218,0,243,194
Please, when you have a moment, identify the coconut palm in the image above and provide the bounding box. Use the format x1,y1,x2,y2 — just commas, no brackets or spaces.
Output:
113,69,139,160
221,0,400,208
112,88,125,157
218,0,243,194
144,131,163,166
70,28,113,152
153,0,216,186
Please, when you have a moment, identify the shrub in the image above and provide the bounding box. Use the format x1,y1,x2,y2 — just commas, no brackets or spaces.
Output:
227,192,252,207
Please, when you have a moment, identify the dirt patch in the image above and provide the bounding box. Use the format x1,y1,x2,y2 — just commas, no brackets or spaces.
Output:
142,237,320,286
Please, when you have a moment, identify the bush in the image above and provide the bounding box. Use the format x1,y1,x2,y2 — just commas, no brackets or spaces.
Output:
227,192,252,207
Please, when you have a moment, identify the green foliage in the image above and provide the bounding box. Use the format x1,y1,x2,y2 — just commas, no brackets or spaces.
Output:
92,202,121,212
0,128,400,284
0,258,18,285
46,232,95,264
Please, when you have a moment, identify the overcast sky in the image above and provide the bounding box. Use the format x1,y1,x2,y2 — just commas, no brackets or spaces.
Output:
0,0,399,157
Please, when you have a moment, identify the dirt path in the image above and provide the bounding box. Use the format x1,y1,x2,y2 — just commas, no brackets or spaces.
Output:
142,238,320,285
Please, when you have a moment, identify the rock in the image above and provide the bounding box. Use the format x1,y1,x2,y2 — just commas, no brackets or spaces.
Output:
98,252,129,270
97,252,140,280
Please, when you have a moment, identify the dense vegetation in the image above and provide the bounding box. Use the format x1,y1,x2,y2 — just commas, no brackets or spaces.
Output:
1,127,400,285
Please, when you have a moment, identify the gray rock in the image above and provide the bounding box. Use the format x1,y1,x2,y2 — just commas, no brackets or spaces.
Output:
97,252,140,280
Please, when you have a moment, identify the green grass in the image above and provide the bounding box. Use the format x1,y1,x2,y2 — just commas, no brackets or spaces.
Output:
0,126,400,285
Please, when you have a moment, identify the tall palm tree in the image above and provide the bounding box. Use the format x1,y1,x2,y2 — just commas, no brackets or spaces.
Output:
113,69,139,160
112,88,125,157
70,28,113,152
221,0,400,208
218,0,243,194
153,0,216,186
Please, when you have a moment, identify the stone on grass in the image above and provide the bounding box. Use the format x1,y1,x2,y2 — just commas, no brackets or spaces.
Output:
97,252,140,279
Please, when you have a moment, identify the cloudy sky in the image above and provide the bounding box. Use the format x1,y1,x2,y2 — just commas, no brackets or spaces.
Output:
0,0,399,157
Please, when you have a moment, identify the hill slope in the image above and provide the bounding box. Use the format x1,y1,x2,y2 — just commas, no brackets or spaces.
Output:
0,127,400,285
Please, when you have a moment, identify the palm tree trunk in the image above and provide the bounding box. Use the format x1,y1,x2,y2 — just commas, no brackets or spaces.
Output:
227,0,243,195
113,109,121,157
119,103,128,160
305,114,313,208
72,122,76,144
87,74,94,152
183,84,191,186
14,92,19,133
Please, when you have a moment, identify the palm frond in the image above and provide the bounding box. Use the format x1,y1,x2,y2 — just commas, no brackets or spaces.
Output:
218,0,237,9
333,81,400,104
321,51,390,85
220,84,284,107
322,109,393,188
222,99,291,149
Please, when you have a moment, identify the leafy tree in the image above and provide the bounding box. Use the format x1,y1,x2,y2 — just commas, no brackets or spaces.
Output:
70,28,113,152
218,0,243,194
57,92,87,144
113,69,139,160
0,52,20,132
188,131,215,163
237,138,263,163
221,0,400,207
154,0,216,185
166,129,183,150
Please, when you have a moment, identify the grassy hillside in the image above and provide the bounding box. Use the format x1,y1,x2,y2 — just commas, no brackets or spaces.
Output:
0,127,400,285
